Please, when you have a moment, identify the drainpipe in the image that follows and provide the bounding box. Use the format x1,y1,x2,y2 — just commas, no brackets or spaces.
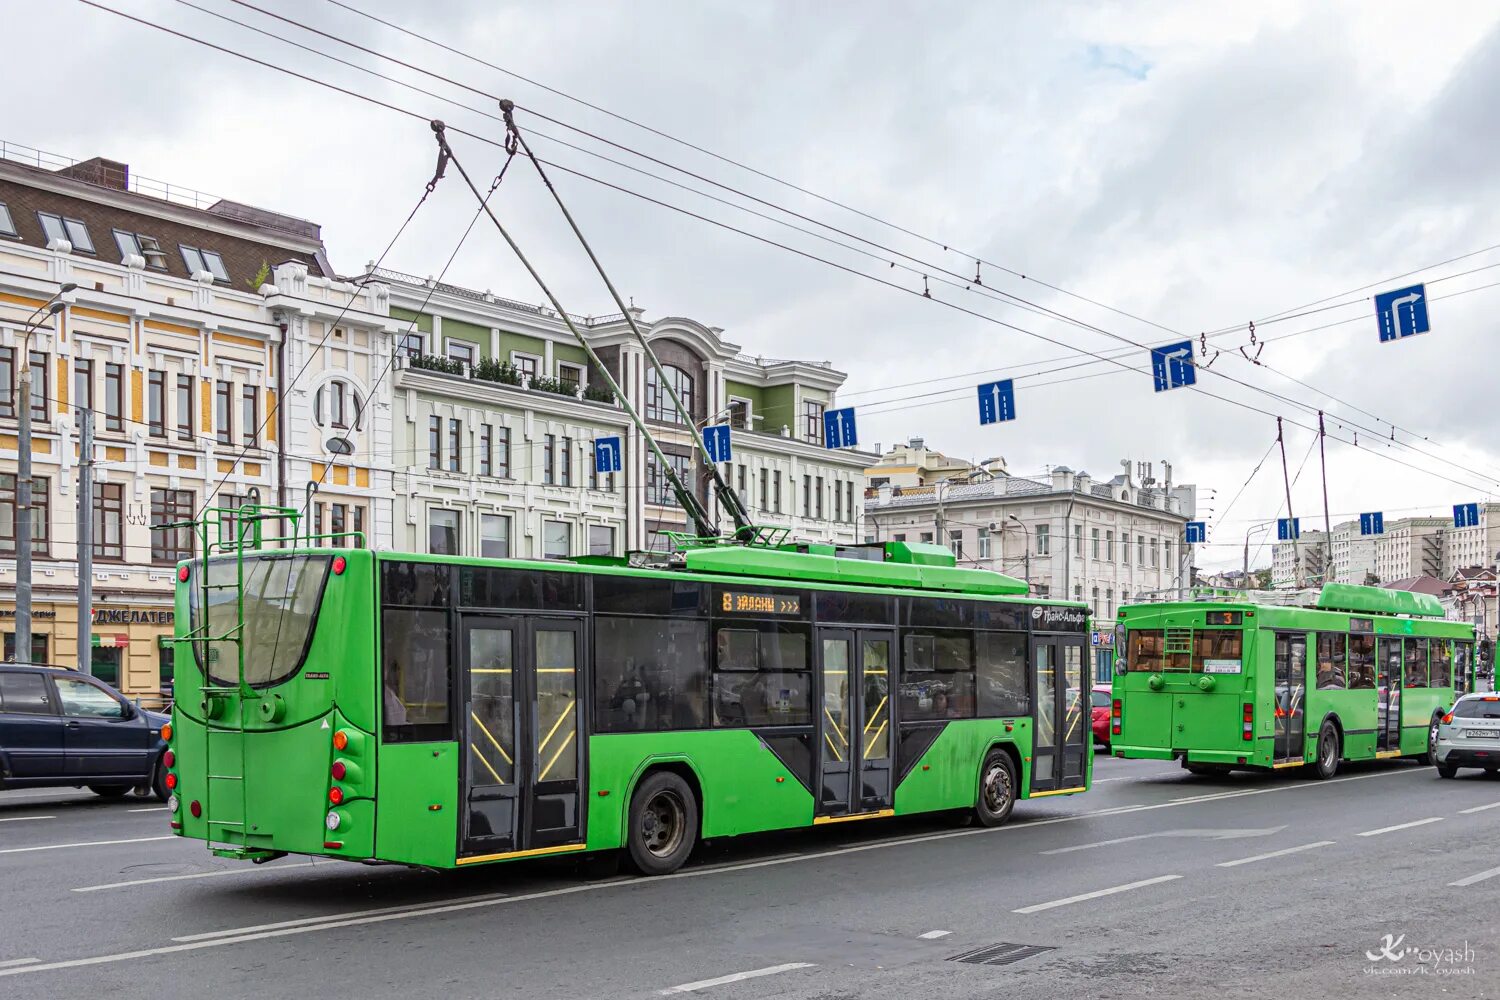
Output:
276,320,289,516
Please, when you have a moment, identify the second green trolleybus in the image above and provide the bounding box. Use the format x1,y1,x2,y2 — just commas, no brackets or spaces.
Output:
1110,583,1478,778
161,516,1093,876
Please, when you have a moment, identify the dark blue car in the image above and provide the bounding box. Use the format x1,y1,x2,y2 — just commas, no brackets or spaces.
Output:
0,664,169,800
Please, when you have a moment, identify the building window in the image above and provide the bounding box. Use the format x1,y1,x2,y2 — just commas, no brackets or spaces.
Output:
1091,527,1100,559
737,464,747,496
0,203,15,238
1122,532,1130,565
834,481,843,522
1106,529,1114,561
4,632,49,667
447,419,462,473
978,527,991,559
176,374,194,440
1106,588,1114,616
1036,524,1051,555
802,475,811,516
557,363,584,391
645,364,694,424
1138,535,1146,565
241,385,258,446
428,509,460,555
510,353,540,380
846,482,856,523
150,489,194,563
479,424,492,477
446,340,477,367
1091,587,1100,616
94,483,124,560
39,212,94,253
26,351,46,423
774,470,783,512
428,416,442,470
920,531,934,544
494,426,511,477
951,529,964,559
543,520,570,559
894,533,906,542
103,363,124,432
1164,539,1173,568
646,452,692,506
758,468,768,510
73,358,93,414
352,506,365,546
803,400,825,443
0,349,12,419
113,230,166,269
1073,524,1083,556
0,474,48,556
544,433,555,485
147,370,165,436
815,476,825,519
1151,538,1160,568
560,436,573,487
398,332,425,358
728,398,750,429
180,245,229,282
480,514,510,558
316,380,362,430
215,380,232,445
588,524,615,556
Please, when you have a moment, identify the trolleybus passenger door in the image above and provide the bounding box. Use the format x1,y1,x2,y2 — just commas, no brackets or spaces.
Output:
528,621,585,849
1273,633,1307,763
1030,638,1062,793
462,617,520,856
1376,637,1402,752
817,629,895,818
1059,640,1088,788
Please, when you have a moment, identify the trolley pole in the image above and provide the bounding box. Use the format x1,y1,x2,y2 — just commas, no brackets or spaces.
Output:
77,409,93,676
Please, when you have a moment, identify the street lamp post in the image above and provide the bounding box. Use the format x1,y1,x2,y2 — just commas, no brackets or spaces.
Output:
14,291,71,664
1007,514,1031,589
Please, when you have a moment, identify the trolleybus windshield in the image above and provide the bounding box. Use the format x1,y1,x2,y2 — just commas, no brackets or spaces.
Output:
188,554,332,687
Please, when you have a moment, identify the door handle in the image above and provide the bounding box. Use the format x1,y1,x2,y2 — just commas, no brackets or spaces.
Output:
66,721,80,728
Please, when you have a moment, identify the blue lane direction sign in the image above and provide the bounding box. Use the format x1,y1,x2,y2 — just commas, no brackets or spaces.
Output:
1454,502,1480,528
977,379,1017,425
823,407,858,449
703,423,732,464
1184,521,1206,544
1277,517,1300,541
1375,283,1430,343
1359,512,1384,536
1150,340,1196,392
594,436,622,474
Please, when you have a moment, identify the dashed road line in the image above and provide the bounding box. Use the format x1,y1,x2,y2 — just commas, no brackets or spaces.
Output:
0,959,39,970
0,835,174,856
1216,841,1335,868
127,807,168,814
918,930,952,939
1459,801,1500,815
658,963,815,995
1357,817,1443,837
1450,864,1500,888
1012,875,1182,915
0,815,55,824
171,892,510,942
74,863,317,893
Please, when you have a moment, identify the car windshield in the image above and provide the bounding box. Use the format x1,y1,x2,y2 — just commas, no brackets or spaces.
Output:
1090,690,1110,709
1452,697,1500,720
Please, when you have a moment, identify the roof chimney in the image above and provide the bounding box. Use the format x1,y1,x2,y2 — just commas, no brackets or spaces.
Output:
55,157,129,191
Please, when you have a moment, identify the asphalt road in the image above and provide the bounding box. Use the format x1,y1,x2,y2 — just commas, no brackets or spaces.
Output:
2,753,1497,999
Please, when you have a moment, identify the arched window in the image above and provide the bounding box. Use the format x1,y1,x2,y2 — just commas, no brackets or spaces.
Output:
314,379,364,431
645,364,693,425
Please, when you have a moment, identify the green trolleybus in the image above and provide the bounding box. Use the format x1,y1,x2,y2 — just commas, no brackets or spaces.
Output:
1110,584,1478,778
162,515,1092,875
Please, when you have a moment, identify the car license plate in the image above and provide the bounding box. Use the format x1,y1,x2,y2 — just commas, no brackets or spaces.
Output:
1465,729,1499,739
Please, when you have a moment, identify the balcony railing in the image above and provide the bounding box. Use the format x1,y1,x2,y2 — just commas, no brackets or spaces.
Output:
0,139,223,211
400,353,617,405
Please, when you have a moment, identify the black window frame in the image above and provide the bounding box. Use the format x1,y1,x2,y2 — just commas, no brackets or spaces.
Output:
176,374,194,441
38,212,94,254
241,385,259,447
0,202,16,239
0,473,49,557
93,482,125,561
150,488,195,564
215,380,232,445
147,369,166,436
103,362,124,432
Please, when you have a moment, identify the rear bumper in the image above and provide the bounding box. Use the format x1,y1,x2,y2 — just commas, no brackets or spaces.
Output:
1113,744,1258,765
1436,744,1500,767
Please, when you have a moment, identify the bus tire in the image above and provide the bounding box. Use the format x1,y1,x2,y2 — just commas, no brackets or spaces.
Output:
974,750,1017,828
1424,713,1443,765
1312,722,1340,780
626,771,697,876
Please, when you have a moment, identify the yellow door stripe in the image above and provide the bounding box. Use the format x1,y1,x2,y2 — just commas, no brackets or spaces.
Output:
823,707,847,744
540,730,576,780
823,732,844,762
1028,787,1086,798
863,698,888,733
469,712,513,764
813,808,894,825
537,700,575,756
469,743,505,784
863,720,888,758
455,843,587,865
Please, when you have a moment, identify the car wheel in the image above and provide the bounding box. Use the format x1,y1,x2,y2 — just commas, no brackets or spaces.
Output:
1312,722,1340,780
626,771,697,876
974,750,1017,828
152,758,169,802
1437,763,1459,779
88,786,129,798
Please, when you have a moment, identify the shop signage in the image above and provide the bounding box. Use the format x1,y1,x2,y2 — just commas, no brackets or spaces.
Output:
92,608,175,626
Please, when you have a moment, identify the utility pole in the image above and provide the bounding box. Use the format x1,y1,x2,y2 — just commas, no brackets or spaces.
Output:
1275,418,1300,587
76,409,93,676
1317,411,1333,584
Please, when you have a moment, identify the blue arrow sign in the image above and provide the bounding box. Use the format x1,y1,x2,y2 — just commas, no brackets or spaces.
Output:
1277,517,1300,541
1455,502,1480,528
703,423,732,464
823,407,858,449
594,436,622,474
1184,521,1206,544
1375,283,1430,343
1150,340,1196,392
977,379,1017,426
1359,512,1384,536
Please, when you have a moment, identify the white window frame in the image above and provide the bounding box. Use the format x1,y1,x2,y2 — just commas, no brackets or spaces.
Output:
427,508,461,555
556,362,587,389
587,523,615,557
398,332,426,358
510,352,542,379
727,395,753,430
479,513,511,559
446,340,478,367
542,519,570,559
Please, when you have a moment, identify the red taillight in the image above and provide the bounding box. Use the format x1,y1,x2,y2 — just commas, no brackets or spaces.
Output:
163,750,175,768
331,760,347,781
189,800,202,818
323,841,344,850
178,564,190,582
1111,698,1122,736
1442,713,1454,725
328,786,344,805
332,556,347,576
1243,702,1254,741
164,772,178,790
333,730,349,751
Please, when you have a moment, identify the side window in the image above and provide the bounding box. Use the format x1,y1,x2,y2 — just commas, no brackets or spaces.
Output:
1316,633,1346,690
975,631,1028,717
710,624,811,727
0,670,54,714
1347,634,1376,689
381,608,452,741
1405,638,1429,689
1431,640,1452,689
900,630,975,721
594,616,708,732
54,676,126,718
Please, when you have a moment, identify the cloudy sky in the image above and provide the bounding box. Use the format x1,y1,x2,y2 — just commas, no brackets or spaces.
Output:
10,1,1500,569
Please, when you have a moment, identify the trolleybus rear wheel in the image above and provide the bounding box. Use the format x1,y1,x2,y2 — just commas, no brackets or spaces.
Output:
974,750,1016,828
1311,722,1340,780
627,771,697,876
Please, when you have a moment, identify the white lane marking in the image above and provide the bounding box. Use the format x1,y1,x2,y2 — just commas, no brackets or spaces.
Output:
1042,827,1285,855
0,765,1427,979
658,963,815,995
0,815,55,824
1357,817,1444,837
1216,841,1336,868
918,930,952,940
172,892,510,942
73,863,318,893
0,959,39,970
0,835,174,856
1460,801,1500,815
127,807,168,813
1449,864,1500,887
1013,875,1182,915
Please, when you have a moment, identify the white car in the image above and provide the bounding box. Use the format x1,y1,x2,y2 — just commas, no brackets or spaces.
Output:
1435,694,1500,779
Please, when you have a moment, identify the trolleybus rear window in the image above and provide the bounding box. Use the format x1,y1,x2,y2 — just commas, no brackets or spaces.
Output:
1124,628,1243,673
189,554,332,688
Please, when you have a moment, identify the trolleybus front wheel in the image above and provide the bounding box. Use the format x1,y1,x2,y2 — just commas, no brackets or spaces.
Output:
1312,722,1340,780
627,771,698,876
974,750,1017,828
